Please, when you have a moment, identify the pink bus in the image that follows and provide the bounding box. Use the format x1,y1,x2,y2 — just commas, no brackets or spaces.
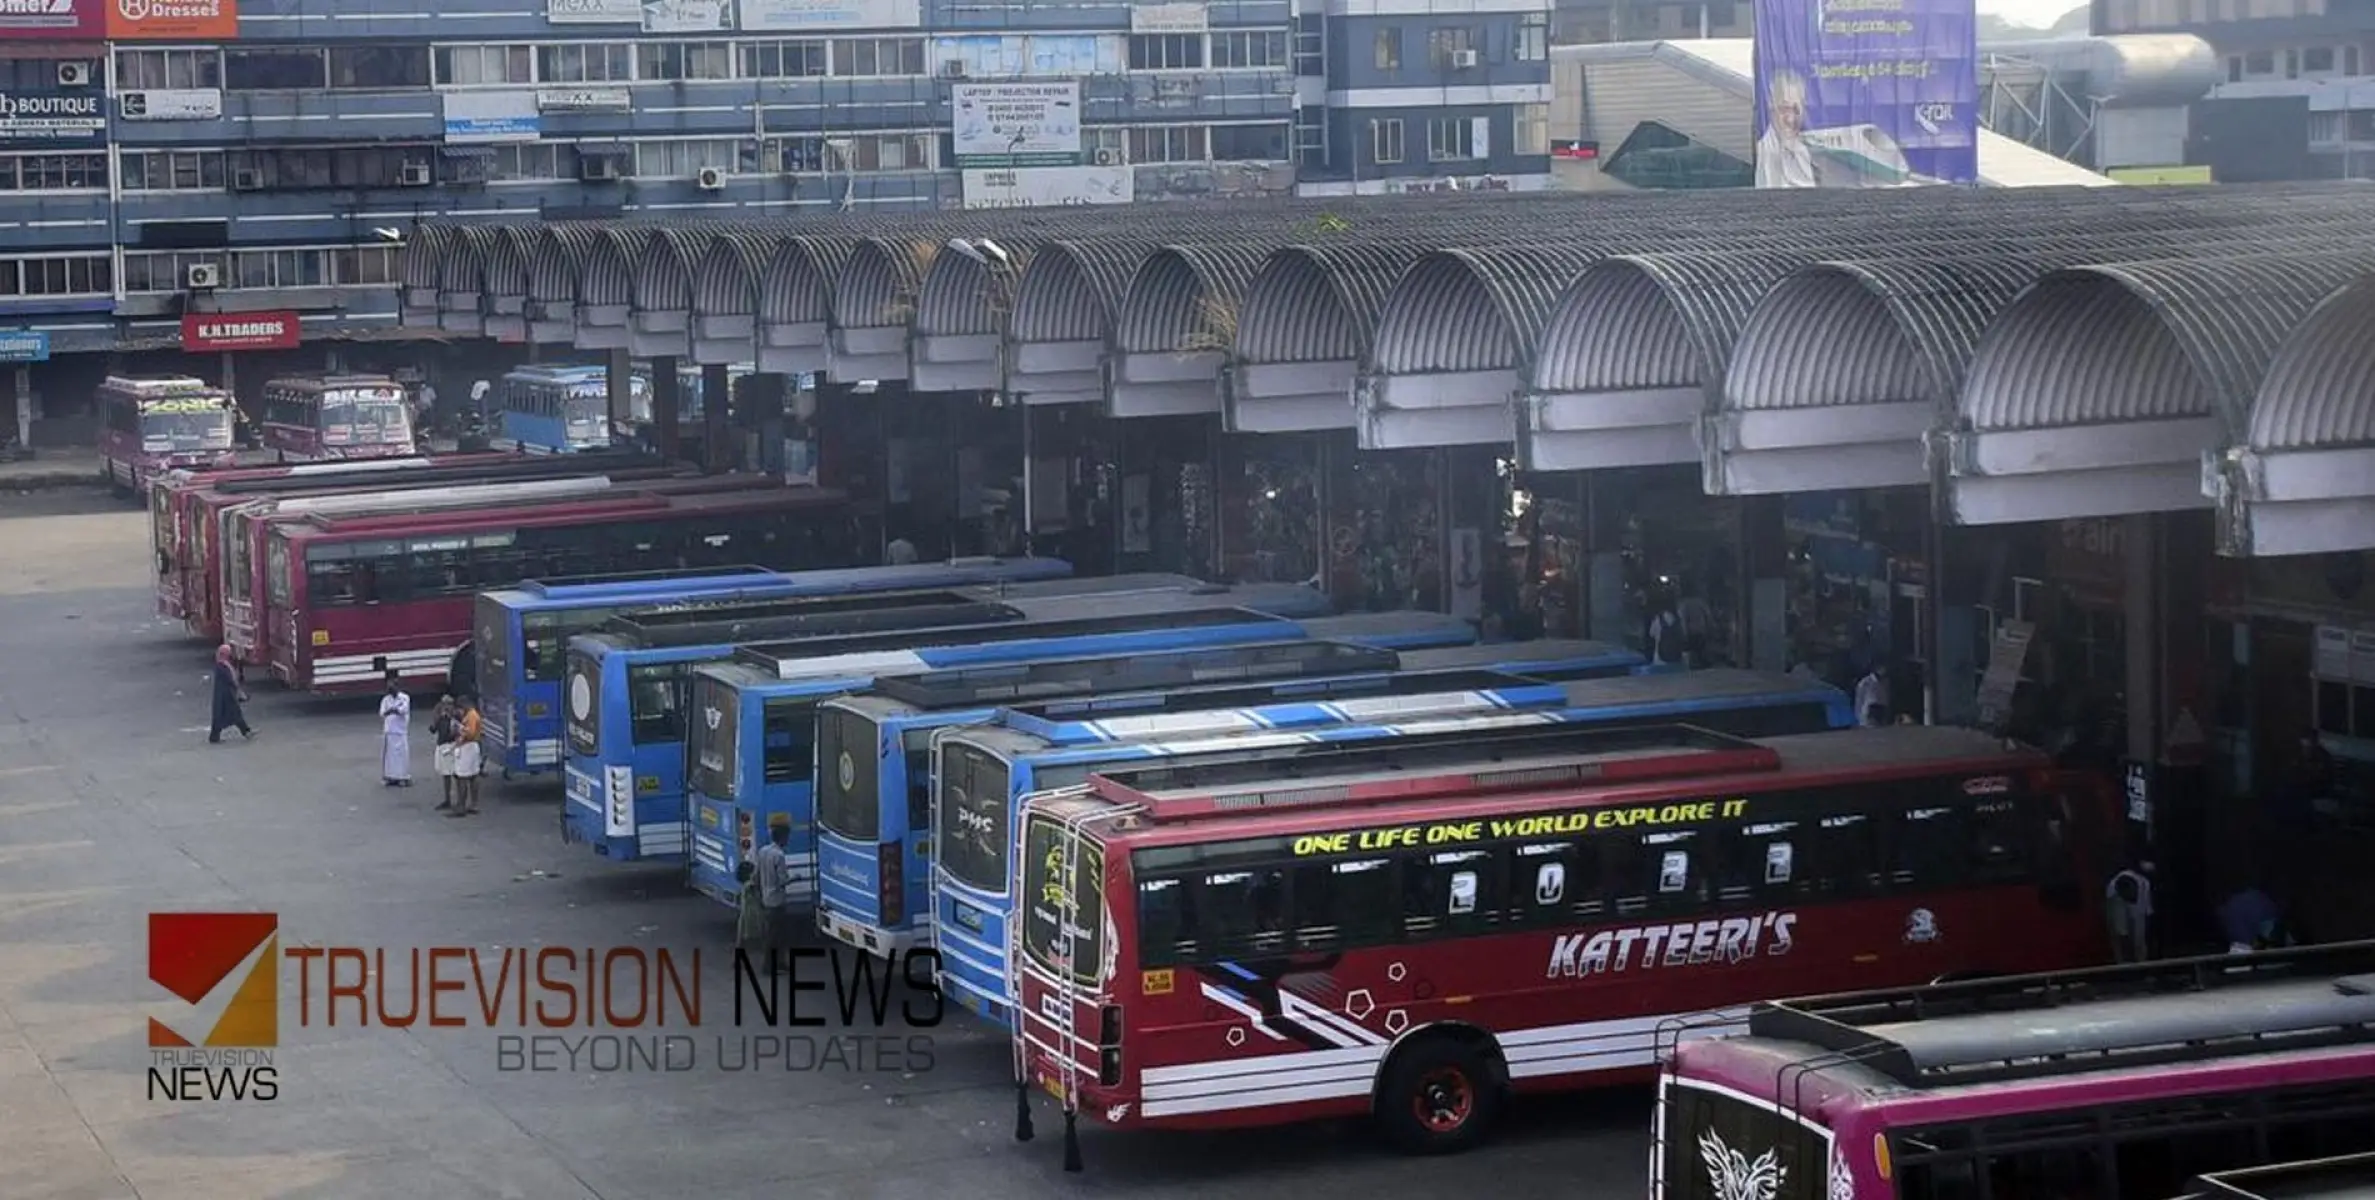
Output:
96,375,237,496
1653,943,2375,1200
259,374,415,462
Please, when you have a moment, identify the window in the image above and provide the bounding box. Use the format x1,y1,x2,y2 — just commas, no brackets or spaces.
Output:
1129,33,1205,70
1210,122,1288,160
1428,116,1480,160
121,149,225,191
1369,117,1404,164
0,254,112,297
626,661,689,746
1508,840,1604,925
1429,27,1478,69
231,248,330,290
1201,865,1289,957
632,138,740,178
122,251,223,293
835,37,924,76
1612,830,1703,914
538,42,632,83
1514,102,1550,155
1515,12,1549,60
330,44,430,88
1291,857,1399,950
638,40,733,80
434,44,533,85
1137,876,1192,966
1127,123,1207,163
224,47,327,91
1404,847,1498,937
742,39,829,78
762,135,827,173
0,152,108,192
1210,30,1289,69
2303,45,2336,72
228,145,434,190
116,48,221,90
760,697,815,784
2244,48,2275,75
0,58,93,89
834,133,930,171
489,142,567,181
2347,45,2362,75
1373,27,1402,70
333,245,401,285
304,541,405,607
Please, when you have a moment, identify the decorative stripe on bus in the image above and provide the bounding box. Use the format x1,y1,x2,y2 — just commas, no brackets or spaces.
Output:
314,646,457,683
1056,689,1521,745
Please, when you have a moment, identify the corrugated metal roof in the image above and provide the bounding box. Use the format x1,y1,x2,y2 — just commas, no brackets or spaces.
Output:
633,230,707,313
1113,242,1275,356
913,241,1030,337
1372,245,1612,374
1238,243,1430,365
2247,271,2375,452
482,226,534,301
436,227,489,295
574,228,648,308
1725,256,2047,416
1010,239,1162,344
691,233,770,318
528,225,611,305
832,236,936,331
400,225,456,293
1530,249,1824,395
759,236,858,326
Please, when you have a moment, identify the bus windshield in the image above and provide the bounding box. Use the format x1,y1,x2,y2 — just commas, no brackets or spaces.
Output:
564,651,602,756
816,706,878,840
1019,813,1104,986
320,389,411,445
688,676,739,800
563,387,607,439
141,402,234,450
938,741,1012,891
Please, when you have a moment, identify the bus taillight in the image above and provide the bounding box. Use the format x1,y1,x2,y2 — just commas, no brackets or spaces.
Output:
878,840,903,926
1098,1004,1123,1086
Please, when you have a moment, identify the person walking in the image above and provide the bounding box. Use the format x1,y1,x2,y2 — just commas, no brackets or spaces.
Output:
379,672,413,787
446,696,484,817
734,860,768,964
752,812,797,969
430,695,460,811
2105,864,2155,963
208,645,254,743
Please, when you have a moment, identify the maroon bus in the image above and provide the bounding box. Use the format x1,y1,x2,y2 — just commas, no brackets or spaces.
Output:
259,374,416,462
98,375,236,496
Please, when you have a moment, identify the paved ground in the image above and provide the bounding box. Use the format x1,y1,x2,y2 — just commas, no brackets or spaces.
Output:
1,485,1654,1200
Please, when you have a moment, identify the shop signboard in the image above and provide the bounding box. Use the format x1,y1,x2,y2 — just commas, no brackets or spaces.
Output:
537,87,631,112
959,165,1131,209
119,88,222,121
545,0,640,21
1128,1,1205,32
739,0,916,30
106,0,239,40
1751,0,1977,187
0,91,102,140
183,311,301,353
0,330,50,362
641,0,732,32
0,0,105,39
442,91,540,144
951,80,1081,167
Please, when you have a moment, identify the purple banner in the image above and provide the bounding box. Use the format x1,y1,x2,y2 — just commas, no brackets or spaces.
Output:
1752,0,1979,187
0,0,105,40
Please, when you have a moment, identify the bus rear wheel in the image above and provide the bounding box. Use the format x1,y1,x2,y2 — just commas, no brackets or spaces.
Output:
1375,1036,1503,1156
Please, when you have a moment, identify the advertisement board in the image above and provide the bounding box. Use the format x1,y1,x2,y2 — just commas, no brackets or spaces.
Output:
951,80,1081,167
739,0,916,29
119,88,222,121
442,91,540,144
537,87,631,112
1751,0,1977,188
107,0,239,40
545,0,639,21
1129,2,1206,33
0,91,103,140
0,0,104,39
641,0,732,31
0,330,50,363
183,312,302,353
960,165,1132,209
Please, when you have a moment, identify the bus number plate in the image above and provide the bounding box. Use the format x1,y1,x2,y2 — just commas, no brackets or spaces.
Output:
1141,969,1173,996
1041,1073,1065,1100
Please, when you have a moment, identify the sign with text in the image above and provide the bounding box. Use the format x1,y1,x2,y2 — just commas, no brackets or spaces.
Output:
960,165,1131,209
183,312,300,353
119,88,221,121
0,0,104,39
1128,1,1206,32
0,330,50,362
739,0,915,30
0,91,102,140
442,91,540,143
107,0,238,40
1751,0,1977,188
545,0,639,21
537,87,631,112
642,0,731,31
951,80,1080,166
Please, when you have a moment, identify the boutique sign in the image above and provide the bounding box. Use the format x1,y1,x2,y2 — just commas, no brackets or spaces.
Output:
0,91,103,141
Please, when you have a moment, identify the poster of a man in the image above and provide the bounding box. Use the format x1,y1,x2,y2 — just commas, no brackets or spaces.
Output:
1756,70,1820,188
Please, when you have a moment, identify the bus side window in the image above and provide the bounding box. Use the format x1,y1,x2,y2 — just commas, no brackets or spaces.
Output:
1136,876,1191,968
1506,841,1600,926
1711,820,1800,905
1401,848,1498,941
1198,867,1287,959
1808,811,1883,897
1966,799,2029,884
1290,857,1398,952
758,700,813,785
1611,831,1701,915
1889,804,1967,891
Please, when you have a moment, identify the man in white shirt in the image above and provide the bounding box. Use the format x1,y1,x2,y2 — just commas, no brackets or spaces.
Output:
1854,667,1889,727
1756,70,1821,188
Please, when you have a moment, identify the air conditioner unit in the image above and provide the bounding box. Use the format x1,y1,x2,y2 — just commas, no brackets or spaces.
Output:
185,262,221,290
1451,49,1480,68
56,61,92,87
939,60,968,79
1091,147,1125,167
695,166,726,190
398,163,433,187
230,168,264,191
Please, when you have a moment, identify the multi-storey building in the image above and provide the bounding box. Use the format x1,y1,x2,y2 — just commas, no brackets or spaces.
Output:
0,0,1547,442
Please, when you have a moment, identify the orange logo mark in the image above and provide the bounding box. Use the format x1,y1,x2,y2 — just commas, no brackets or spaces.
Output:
148,913,278,1048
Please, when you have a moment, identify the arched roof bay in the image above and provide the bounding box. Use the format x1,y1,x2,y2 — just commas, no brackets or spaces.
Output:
2209,268,2375,556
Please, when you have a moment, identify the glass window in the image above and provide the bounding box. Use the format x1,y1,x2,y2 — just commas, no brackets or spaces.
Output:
1515,12,1549,60
1514,103,1550,155
1892,804,1967,888
1199,865,1287,957
1428,27,1477,69
538,42,632,83
1612,830,1703,914
1369,118,1404,164
834,37,923,76
117,49,222,90
638,40,733,80
626,661,689,746
632,138,740,178
1403,847,1497,938
1127,33,1204,70
1509,840,1604,924
1427,116,1479,161
1211,122,1288,161
742,40,829,78
434,44,534,85
1292,857,1398,950
489,142,566,181
266,537,291,607
1127,124,1207,164
330,44,430,88
1210,30,1288,69
1711,821,1801,903
0,153,109,191
1373,27,1401,70
225,47,328,91
1137,875,1191,967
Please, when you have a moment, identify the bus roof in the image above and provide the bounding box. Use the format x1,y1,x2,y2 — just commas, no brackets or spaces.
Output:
995,664,1542,727
103,374,213,391
264,374,402,390
197,450,671,497
1293,611,1474,648
281,484,846,542
865,639,1401,709
599,593,1008,646
725,600,1304,679
2188,1152,2375,1199
1395,638,1642,677
506,365,608,381
518,564,780,591
485,557,1075,612
1740,941,2375,1094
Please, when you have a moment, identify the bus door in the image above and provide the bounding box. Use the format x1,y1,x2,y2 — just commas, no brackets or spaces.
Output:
222,506,267,660
1014,806,1115,1120
264,531,301,682
621,659,693,857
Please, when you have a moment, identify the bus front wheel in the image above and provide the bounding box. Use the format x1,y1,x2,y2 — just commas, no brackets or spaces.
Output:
1374,1033,1504,1156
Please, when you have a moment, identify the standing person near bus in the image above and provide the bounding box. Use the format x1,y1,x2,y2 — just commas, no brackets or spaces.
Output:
2106,863,2155,962
208,645,254,743
446,697,483,817
753,813,796,969
378,672,412,787
430,695,460,811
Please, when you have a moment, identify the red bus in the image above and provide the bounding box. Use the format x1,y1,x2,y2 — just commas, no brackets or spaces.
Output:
260,482,858,692
260,374,416,462
98,375,237,496
1010,724,2116,1161
1655,942,2375,1200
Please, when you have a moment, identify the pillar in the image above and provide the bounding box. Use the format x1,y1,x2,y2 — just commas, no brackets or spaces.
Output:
605,348,632,439
651,355,680,462
12,365,29,449
702,362,730,473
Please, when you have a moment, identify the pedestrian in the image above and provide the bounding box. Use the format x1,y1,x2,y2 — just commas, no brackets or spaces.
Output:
2105,864,2154,963
379,672,413,787
885,537,919,566
734,860,768,964
208,645,254,743
2217,882,2284,954
1854,665,1890,728
1644,588,1684,668
446,696,484,818
753,812,797,969
430,695,460,811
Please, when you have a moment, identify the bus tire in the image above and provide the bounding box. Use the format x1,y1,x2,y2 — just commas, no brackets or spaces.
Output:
1374,1032,1504,1156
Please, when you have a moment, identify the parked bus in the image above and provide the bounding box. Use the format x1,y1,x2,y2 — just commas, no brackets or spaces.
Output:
1655,943,2375,1200
259,374,416,462
2184,1153,2375,1200
98,375,237,496
474,558,1074,776
812,621,1477,957
569,581,1338,864
260,483,855,692
1011,724,2116,1160
492,365,628,453
940,668,1852,1028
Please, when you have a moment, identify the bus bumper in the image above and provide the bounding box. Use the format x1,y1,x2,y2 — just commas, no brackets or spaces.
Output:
817,909,919,958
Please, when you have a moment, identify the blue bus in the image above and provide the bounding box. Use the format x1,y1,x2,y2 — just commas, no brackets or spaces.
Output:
492,365,630,453
927,667,1855,1027
1356,638,1643,681
808,613,1481,957
474,557,1073,776
569,579,1337,864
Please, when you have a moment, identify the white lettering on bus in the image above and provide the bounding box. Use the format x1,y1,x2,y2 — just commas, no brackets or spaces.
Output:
1544,911,1797,979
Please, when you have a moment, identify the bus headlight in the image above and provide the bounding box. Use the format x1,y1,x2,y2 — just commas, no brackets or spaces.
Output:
604,764,633,838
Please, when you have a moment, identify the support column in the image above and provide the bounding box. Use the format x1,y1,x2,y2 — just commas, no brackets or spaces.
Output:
2124,512,2163,767
702,362,730,473
651,355,681,463
605,348,632,442
12,364,29,449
